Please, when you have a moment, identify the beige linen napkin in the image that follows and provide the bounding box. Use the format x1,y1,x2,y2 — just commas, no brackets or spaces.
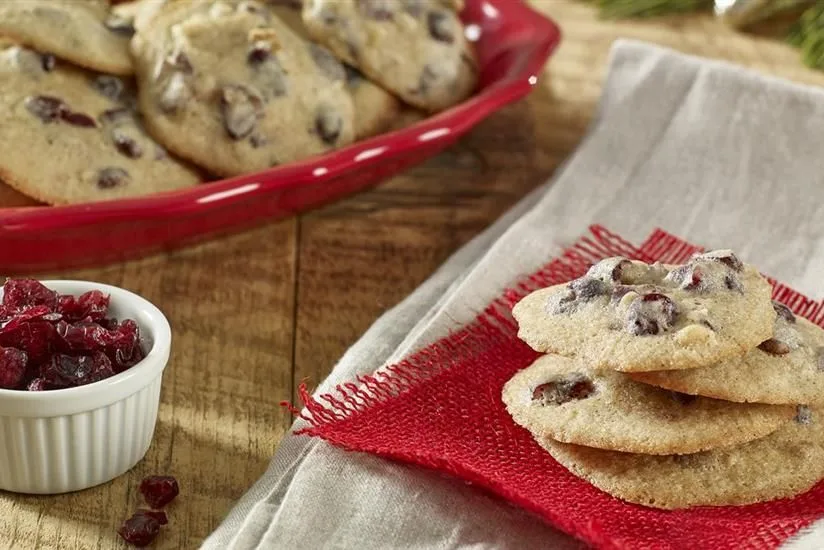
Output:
202,39,824,549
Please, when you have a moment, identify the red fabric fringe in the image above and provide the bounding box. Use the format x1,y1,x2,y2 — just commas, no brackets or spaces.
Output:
286,225,824,550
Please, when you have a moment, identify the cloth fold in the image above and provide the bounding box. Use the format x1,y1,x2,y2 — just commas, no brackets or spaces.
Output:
202,39,824,549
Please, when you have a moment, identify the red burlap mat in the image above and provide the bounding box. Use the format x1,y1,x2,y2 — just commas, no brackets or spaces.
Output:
287,226,824,550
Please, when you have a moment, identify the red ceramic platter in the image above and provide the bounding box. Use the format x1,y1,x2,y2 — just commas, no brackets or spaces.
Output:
0,0,561,273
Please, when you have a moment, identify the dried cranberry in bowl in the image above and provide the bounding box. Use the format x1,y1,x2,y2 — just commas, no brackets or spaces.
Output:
0,278,145,391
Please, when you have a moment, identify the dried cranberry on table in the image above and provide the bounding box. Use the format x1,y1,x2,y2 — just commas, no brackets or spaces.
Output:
140,475,180,509
0,278,145,391
118,511,162,547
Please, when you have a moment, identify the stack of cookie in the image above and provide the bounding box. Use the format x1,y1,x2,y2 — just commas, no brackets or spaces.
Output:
504,250,824,510
0,0,478,205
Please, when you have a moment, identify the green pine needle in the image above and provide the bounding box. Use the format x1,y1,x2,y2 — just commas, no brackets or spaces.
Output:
595,0,712,20
787,3,824,70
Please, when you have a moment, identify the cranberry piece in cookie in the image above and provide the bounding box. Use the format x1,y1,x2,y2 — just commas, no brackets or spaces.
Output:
427,11,455,43
531,374,596,406
97,167,130,189
758,338,791,356
773,302,796,324
24,95,66,123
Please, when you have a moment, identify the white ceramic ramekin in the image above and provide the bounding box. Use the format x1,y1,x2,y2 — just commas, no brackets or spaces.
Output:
0,281,171,494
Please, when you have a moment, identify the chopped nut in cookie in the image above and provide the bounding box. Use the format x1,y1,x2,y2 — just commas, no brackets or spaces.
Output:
220,85,265,140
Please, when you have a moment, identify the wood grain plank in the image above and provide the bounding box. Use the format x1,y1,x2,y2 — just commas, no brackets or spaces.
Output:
0,220,297,549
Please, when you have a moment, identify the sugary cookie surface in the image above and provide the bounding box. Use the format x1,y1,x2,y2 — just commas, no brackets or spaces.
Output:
512,251,776,371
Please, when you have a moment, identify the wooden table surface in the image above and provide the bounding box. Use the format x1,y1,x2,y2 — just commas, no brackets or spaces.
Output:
4,2,824,548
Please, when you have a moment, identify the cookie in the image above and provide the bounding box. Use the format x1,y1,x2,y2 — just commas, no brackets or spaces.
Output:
539,406,824,509
265,0,402,139
131,0,356,177
512,251,777,372
502,354,794,455
0,43,200,205
630,304,824,406
344,65,401,139
0,0,134,75
302,0,478,112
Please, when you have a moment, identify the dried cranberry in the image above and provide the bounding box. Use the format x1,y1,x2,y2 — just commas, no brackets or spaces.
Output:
723,274,743,293
684,267,703,290
220,85,263,140
699,250,743,272
58,290,110,322
106,320,144,372
60,111,98,128
56,320,109,352
41,352,114,388
568,277,607,301
610,285,633,304
24,95,66,123
758,338,791,356
309,44,346,82
140,475,180,508
97,167,130,189
0,321,57,366
0,347,28,389
626,293,678,336
99,317,120,331
112,129,144,159
134,509,168,525
315,106,342,144
773,302,796,324
532,374,596,405
26,377,47,391
118,512,161,547
3,279,58,311
41,53,56,72
427,11,454,43
1,305,55,331
247,42,271,64
91,75,125,102
610,259,632,282
357,0,394,20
